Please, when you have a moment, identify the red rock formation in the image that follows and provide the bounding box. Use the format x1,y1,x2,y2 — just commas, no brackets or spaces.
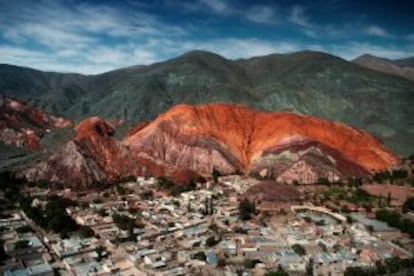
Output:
125,104,398,180
25,116,197,187
25,104,398,187
0,95,72,150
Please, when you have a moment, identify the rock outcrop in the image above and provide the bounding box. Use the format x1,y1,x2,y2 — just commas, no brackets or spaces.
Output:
0,95,72,150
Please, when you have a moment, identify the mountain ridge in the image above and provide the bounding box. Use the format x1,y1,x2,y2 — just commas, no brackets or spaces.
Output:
1,50,414,156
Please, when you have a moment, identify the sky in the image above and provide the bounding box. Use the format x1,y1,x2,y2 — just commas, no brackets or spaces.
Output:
0,0,413,74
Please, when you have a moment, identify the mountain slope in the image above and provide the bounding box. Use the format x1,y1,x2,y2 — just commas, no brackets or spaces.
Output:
124,104,398,183
24,104,398,186
1,50,414,155
353,54,414,82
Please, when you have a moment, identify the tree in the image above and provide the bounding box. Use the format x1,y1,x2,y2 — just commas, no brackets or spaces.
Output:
205,236,219,247
264,266,289,276
386,192,392,207
193,251,206,261
79,225,95,238
306,258,314,276
15,240,29,249
217,258,226,267
402,197,414,213
212,167,221,183
291,244,306,256
244,259,261,269
239,198,255,221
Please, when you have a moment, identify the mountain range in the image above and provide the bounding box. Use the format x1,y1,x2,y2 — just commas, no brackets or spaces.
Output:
353,54,414,82
1,50,413,157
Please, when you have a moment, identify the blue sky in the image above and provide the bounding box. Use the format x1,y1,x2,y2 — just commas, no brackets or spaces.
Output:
0,0,413,74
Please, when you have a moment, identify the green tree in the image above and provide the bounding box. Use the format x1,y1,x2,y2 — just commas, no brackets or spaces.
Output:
239,198,256,220
212,167,221,183
205,235,219,247
402,197,414,213
193,251,206,261
15,240,29,249
244,259,262,269
264,266,289,276
291,244,306,256
306,258,314,276
78,225,95,238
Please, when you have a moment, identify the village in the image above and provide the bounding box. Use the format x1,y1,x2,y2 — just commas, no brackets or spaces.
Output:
1,168,414,276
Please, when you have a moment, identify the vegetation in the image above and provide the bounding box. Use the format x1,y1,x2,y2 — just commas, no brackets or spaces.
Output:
319,186,374,204
15,225,33,233
373,169,408,184
15,239,29,249
375,209,414,237
193,251,206,261
344,257,414,275
19,195,79,235
238,198,256,220
205,235,219,247
291,244,306,256
244,259,262,269
212,167,221,183
78,225,95,238
402,197,414,213
157,177,196,196
112,214,138,234
264,266,289,276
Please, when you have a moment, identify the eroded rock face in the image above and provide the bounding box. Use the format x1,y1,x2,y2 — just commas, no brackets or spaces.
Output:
125,104,398,182
25,104,398,187
0,95,72,150
24,117,192,187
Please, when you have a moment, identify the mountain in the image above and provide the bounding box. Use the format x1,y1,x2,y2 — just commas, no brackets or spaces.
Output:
23,116,198,188
1,50,414,155
393,57,414,67
0,95,72,150
24,104,397,186
125,104,397,181
353,54,414,83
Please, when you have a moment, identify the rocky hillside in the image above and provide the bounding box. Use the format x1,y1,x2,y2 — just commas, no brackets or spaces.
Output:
19,103,398,187
125,104,397,184
353,54,414,82
1,50,413,155
0,95,72,150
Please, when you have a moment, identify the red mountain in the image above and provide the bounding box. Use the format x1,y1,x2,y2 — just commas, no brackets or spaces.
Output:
0,95,72,150
125,104,398,183
24,104,398,186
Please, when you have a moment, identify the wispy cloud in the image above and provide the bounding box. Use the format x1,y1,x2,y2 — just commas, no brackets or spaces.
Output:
289,5,313,28
363,25,392,38
179,0,278,25
246,6,277,24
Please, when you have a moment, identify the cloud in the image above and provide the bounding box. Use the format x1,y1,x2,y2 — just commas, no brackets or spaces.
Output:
246,6,277,24
199,0,231,15
406,34,414,41
363,25,391,38
179,0,277,25
289,5,313,28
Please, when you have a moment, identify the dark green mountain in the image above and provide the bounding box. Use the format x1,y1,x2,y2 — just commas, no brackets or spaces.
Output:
1,50,414,155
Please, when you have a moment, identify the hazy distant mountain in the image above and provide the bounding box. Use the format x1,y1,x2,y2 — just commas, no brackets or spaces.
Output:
393,57,414,67
1,50,414,155
353,54,414,82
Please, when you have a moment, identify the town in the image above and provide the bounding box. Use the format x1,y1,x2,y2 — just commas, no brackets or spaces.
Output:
1,162,414,276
